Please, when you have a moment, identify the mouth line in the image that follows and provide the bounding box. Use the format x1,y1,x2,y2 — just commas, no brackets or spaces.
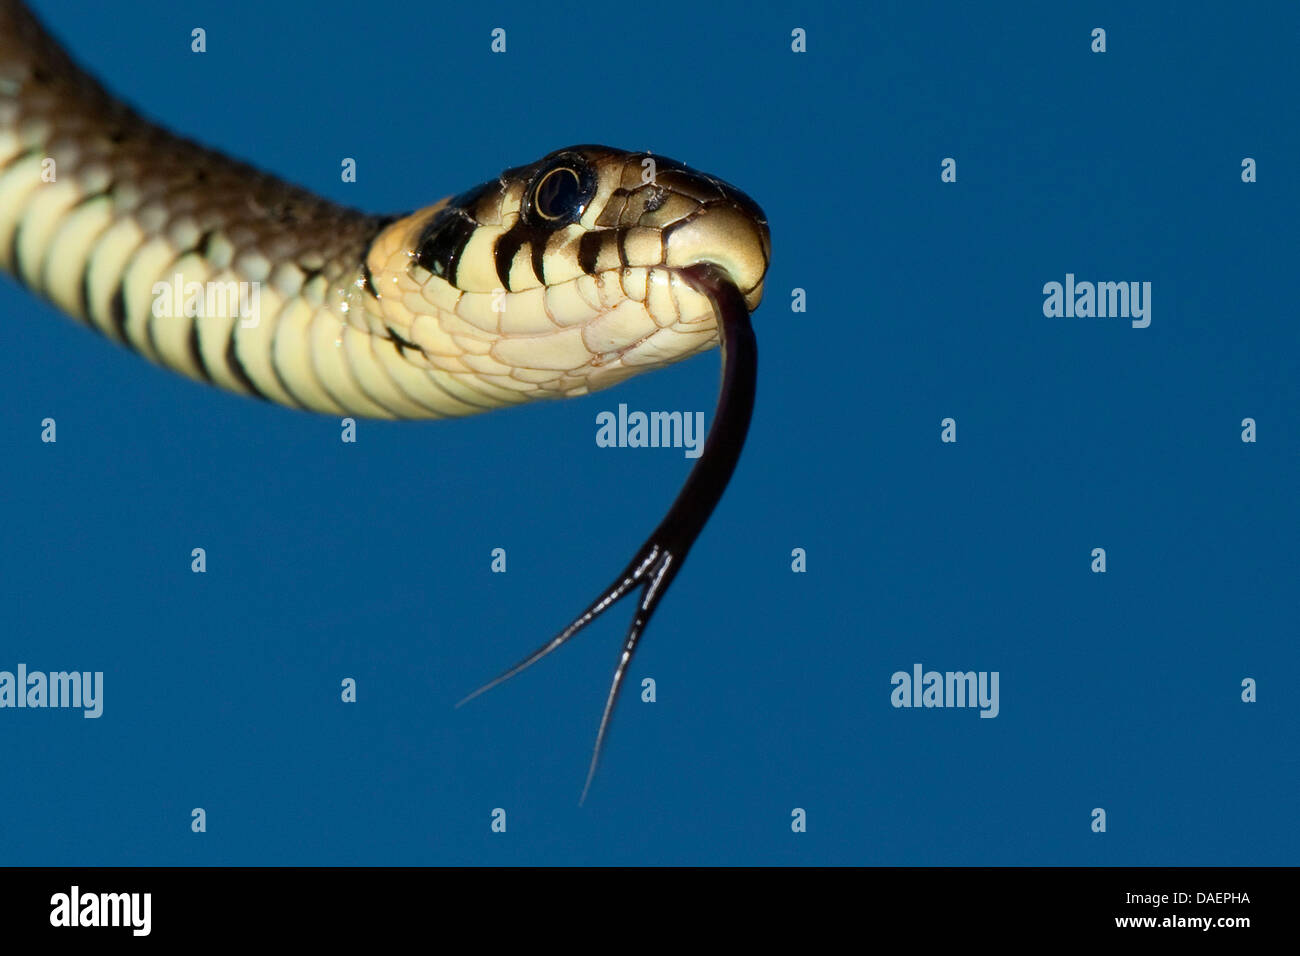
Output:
667,260,765,301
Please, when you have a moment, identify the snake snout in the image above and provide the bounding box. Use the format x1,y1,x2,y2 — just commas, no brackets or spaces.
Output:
653,171,770,310
663,202,770,309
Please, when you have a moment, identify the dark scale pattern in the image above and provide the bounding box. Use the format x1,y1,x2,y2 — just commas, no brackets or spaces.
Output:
0,0,392,359
415,206,477,283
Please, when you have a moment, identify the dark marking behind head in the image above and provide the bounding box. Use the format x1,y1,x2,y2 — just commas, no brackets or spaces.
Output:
415,208,477,284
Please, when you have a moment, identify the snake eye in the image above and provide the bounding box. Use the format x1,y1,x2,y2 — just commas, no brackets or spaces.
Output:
534,168,580,219
526,159,595,227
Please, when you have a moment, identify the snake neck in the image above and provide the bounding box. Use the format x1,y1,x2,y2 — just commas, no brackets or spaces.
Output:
0,0,514,419
1,1,769,422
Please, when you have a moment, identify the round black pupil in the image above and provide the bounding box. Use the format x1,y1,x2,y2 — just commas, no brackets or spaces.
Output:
536,168,581,220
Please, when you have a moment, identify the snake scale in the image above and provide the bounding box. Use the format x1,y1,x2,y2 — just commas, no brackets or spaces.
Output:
0,0,770,797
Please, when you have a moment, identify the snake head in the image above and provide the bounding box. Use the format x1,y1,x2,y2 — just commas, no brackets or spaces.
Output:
365,145,770,403
548,145,770,308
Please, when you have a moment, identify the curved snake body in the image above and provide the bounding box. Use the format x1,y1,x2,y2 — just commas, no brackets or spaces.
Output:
0,0,770,796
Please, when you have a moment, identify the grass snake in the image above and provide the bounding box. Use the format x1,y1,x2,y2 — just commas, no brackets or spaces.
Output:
0,0,771,798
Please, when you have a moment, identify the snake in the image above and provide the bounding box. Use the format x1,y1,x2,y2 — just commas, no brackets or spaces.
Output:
0,0,770,798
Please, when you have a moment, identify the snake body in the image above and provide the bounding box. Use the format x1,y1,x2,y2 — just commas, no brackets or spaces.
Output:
0,0,767,420
1,0,770,795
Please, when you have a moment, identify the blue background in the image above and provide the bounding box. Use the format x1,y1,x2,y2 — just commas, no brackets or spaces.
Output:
0,0,1295,865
